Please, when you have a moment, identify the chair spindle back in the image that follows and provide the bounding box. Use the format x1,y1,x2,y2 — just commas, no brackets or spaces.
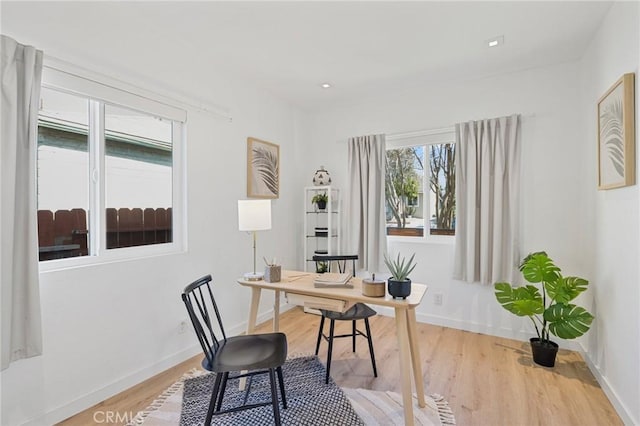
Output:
181,275,227,369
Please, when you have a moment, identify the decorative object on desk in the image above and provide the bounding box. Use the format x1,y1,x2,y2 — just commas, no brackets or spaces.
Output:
311,191,328,211
314,272,353,288
314,226,328,237
264,257,281,283
362,273,385,297
247,137,279,199
238,199,272,281
312,166,332,186
597,73,635,190
494,251,594,367
384,252,417,299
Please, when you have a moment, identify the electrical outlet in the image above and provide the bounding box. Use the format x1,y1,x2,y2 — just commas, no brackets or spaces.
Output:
179,319,189,334
434,292,443,306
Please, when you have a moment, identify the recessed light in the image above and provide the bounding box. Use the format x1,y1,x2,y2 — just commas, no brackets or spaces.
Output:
487,35,504,48
320,83,332,89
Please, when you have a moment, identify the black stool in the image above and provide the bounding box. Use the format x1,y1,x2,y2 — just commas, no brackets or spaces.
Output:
311,254,378,384
315,303,378,384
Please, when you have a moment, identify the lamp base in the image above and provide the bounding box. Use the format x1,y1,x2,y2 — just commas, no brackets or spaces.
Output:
244,272,264,281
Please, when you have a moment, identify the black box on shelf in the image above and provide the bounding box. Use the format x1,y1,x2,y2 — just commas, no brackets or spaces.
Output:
314,227,328,237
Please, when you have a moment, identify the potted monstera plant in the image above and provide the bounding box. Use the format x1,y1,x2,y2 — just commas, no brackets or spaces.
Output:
494,252,594,367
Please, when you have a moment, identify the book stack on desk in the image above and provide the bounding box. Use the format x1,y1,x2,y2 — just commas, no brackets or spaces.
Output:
313,273,353,288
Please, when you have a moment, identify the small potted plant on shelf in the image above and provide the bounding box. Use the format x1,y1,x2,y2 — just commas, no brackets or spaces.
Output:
384,252,417,299
311,192,329,211
316,261,329,274
494,251,594,367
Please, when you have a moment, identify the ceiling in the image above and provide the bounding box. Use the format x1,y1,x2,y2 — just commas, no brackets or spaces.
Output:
2,1,613,111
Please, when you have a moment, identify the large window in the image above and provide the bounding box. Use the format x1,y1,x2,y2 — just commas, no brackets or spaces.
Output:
385,130,456,238
37,69,185,264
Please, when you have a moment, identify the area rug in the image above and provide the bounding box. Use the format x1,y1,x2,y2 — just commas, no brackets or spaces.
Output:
128,355,455,425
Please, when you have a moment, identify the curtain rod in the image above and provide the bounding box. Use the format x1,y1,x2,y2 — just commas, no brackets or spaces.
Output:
386,113,535,141
43,55,233,122
386,126,455,141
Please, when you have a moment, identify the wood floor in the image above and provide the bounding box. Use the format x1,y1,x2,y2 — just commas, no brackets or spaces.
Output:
59,307,621,425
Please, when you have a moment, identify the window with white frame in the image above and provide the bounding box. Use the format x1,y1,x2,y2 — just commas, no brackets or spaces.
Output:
37,68,185,263
385,129,456,238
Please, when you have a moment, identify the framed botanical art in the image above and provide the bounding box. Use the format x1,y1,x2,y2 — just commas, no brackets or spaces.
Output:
247,137,280,199
597,73,635,189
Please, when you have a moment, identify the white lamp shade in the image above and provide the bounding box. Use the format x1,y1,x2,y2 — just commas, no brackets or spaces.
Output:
238,200,272,231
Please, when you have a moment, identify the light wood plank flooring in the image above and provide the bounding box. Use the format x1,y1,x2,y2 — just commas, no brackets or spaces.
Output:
59,307,621,425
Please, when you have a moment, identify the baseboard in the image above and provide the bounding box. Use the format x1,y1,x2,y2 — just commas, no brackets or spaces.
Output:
374,306,634,424
25,303,295,426
24,344,202,426
372,307,582,351
578,344,637,425
34,302,629,426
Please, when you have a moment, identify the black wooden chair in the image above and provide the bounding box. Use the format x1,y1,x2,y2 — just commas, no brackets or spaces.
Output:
312,255,378,384
182,275,288,425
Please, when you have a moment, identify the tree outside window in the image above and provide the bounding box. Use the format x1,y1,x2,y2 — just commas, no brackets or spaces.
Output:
385,143,456,237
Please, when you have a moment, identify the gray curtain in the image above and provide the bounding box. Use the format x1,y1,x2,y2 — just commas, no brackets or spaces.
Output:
453,115,521,285
1,35,44,370
346,134,387,273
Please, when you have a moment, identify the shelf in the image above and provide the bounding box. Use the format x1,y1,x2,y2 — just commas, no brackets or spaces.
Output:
304,186,340,272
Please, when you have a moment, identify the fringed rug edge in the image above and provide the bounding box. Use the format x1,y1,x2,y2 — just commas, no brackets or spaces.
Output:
125,368,204,426
429,393,456,425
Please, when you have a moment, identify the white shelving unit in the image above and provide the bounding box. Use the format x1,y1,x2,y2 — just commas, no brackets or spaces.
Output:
303,186,340,272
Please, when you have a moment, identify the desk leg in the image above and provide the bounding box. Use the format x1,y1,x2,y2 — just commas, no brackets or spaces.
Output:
240,287,262,390
395,307,415,426
247,287,261,334
273,290,280,332
407,307,425,407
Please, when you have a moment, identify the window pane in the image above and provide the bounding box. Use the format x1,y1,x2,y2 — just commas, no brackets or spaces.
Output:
104,104,173,249
428,143,456,235
385,147,425,237
37,88,90,260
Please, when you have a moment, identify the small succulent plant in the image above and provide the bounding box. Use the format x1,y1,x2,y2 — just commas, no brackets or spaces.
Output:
384,252,416,281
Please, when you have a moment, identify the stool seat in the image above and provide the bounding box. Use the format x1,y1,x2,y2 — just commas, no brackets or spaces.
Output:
321,303,376,321
315,302,378,384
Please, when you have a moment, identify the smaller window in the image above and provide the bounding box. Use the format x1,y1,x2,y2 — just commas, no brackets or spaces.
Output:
385,132,456,239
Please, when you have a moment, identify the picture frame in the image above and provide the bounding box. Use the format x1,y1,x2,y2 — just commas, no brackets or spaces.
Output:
247,137,280,199
597,73,635,190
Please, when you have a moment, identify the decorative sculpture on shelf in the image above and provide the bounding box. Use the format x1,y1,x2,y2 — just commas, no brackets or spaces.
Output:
312,166,332,186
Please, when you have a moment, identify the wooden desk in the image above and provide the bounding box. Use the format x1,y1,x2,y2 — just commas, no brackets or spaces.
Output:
238,270,428,426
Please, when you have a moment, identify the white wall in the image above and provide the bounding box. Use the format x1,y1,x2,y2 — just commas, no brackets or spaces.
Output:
299,5,639,422
302,60,591,342
1,49,303,426
579,2,639,424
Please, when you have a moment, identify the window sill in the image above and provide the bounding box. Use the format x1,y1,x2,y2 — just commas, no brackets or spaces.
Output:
387,234,455,245
386,227,455,245
38,242,186,273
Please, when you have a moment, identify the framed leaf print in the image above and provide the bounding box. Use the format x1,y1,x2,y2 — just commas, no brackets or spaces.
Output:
247,137,279,198
597,73,635,189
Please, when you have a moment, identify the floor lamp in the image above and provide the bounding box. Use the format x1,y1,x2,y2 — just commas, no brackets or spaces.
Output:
238,199,272,281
